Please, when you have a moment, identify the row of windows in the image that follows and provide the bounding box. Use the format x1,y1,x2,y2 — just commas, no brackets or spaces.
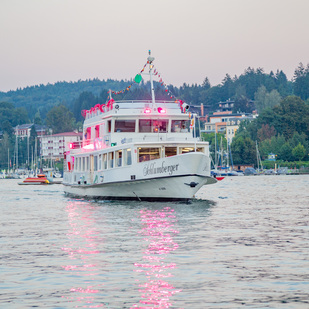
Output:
73,146,205,171
74,149,132,172
138,146,205,162
85,119,190,139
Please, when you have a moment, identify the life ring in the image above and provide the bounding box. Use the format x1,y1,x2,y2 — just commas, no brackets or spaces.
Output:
100,104,106,113
81,110,87,118
107,99,114,110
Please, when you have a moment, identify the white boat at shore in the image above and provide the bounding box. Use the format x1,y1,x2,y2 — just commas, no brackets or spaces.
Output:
63,52,217,201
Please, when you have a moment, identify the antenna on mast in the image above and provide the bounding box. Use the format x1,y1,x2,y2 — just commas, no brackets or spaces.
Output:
147,50,156,109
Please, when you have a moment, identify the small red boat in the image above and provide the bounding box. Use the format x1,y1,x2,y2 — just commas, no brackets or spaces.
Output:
19,174,50,185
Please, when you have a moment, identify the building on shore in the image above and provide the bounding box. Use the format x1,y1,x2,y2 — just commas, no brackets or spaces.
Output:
14,124,48,139
202,111,257,143
40,131,82,160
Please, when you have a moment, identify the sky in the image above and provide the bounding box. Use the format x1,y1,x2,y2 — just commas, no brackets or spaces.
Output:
1,0,309,92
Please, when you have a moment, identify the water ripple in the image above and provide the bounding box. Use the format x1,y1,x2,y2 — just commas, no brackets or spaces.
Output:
0,176,308,308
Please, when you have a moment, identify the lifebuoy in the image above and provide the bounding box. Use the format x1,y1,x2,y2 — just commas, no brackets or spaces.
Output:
81,110,87,118
107,99,114,110
100,104,106,113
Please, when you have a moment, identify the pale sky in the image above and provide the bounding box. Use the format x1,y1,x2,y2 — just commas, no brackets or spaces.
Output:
1,0,309,92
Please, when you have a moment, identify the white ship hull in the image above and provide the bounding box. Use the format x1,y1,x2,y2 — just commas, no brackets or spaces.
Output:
64,174,215,201
63,152,216,201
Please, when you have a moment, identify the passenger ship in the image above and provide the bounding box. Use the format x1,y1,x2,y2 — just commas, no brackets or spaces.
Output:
63,53,217,201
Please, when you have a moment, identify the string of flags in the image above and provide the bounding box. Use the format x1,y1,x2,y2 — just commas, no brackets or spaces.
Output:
107,59,192,116
151,65,178,100
108,62,147,96
108,61,178,101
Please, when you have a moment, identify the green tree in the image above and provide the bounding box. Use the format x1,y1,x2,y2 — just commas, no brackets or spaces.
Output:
231,136,256,164
254,86,281,113
202,77,211,90
0,132,11,169
34,110,42,125
46,104,75,134
292,143,306,161
278,142,293,161
273,96,309,139
266,90,281,109
73,91,97,122
270,135,286,155
259,138,272,159
29,125,40,159
233,96,254,113
254,85,267,113
293,63,309,100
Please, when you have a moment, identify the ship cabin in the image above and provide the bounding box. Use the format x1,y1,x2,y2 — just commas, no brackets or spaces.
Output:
66,100,208,174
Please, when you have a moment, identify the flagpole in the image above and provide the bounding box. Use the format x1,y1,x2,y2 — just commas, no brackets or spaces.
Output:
147,50,156,110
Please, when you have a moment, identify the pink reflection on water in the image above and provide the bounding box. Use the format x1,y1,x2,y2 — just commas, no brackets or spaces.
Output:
132,207,182,309
61,201,104,308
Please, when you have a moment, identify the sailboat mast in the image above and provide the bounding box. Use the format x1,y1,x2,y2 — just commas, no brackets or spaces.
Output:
256,140,259,171
15,134,18,170
226,137,229,168
214,131,217,169
220,136,223,167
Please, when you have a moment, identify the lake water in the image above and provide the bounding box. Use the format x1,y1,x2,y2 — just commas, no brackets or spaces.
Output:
1,175,309,308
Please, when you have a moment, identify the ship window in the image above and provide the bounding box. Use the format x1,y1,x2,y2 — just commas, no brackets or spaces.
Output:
180,147,194,153
74,158,78,171
138,147,161,162
103,153,107,169
108,152,114,168
76,157,82,171
99,154,102,170
115,120,135,132
124,148,132,165
171,120,189,132
165,147,177,157
108,120,112,133
95,125,100,138
86,127,91,139
116,150,122,167
179,147,204,153
139,119,168,133
139,119,151,132
94,156,98,171
153,119,167,133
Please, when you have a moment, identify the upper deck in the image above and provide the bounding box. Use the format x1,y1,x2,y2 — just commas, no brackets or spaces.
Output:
69,99,198,153
84,100,185,121
71,52,198,153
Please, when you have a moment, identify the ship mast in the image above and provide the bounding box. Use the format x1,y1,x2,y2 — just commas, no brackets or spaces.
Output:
147,50,156,110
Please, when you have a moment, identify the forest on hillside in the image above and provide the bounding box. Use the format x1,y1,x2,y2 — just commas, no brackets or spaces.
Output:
0,63,309,169
1,62,309,122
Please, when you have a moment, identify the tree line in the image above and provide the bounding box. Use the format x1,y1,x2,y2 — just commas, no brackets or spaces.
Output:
1,63,309,169
230,96,309,166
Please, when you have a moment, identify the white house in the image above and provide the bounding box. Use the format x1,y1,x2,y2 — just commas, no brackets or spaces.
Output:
202,112,257,143
15,124,48,139
40,132,82,160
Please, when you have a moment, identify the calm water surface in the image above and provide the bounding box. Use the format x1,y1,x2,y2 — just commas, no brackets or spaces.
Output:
0,175,309,308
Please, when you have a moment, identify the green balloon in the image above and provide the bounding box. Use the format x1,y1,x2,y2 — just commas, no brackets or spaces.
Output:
134,74,142,83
